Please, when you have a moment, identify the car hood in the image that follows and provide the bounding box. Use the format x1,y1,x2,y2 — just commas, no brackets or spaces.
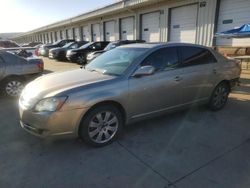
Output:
50,47,62,52
92,50,105,55
71,47,88,52
22,69,115,100
44,44,59,49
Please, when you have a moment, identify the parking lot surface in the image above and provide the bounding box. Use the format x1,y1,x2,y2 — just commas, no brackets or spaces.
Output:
1,58,250,188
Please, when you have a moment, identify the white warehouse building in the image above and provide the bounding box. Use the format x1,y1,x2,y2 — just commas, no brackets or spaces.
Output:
12,0,250,48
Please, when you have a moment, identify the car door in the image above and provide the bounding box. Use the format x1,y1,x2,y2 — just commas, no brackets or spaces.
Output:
0,55,6,80
178,46,219,105
128,47,183,118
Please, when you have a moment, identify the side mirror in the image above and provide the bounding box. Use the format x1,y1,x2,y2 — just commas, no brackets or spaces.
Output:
132,65,155,77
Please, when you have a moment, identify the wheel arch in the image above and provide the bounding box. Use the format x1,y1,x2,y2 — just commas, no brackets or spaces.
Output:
216,80,231,92
77,100,127,136
0,75,26,85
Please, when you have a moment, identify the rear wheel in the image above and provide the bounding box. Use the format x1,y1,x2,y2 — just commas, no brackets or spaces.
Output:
2,77,24,97
209,82,230,111
79,105,123,147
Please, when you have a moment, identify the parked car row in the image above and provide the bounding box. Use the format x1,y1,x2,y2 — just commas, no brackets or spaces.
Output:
49,41,88,61
38,39,146,65
39,39,75,57
0,40,20,48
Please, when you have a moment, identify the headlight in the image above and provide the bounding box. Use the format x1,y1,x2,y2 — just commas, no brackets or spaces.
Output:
34,96,67,112
67,51,76,56
87,54,92,59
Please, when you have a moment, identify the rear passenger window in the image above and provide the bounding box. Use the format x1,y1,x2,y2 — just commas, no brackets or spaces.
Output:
141,47,179,71
180,47,217,67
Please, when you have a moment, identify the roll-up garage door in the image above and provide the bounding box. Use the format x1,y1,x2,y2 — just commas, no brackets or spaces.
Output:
74,27,81,41
49,33,52,43
104,21,115,41
92,24,101,42
50,32,54,43
67,28,73,39
141,12,160,42
64,30,68,39
57,31,61,40
54,32,57,42
216,0,250,46
169,4,198,43
120,17,134,40
82,26,90,41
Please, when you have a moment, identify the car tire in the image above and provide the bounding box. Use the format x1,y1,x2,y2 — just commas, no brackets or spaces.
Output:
77,55,85,65
208,82,230,111
79,105,123,147
2,77,25,98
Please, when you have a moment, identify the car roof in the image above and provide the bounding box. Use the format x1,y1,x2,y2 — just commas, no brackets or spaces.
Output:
119,42,211,50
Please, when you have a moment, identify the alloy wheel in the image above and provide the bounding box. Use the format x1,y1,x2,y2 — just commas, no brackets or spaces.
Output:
211,85,229,109
5,80,24,97
88,111,119,144
77,55,84,64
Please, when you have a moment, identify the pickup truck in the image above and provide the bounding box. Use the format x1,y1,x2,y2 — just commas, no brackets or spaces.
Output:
0,51,44,97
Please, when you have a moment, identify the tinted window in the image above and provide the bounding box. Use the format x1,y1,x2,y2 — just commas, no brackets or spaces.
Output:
59,41,67,46
141,47,179,71
91,42,102,50
180,47,217,67
101,42,109,48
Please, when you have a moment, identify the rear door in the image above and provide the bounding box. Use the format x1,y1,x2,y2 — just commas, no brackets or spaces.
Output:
128,47,182,118
178,46,219,104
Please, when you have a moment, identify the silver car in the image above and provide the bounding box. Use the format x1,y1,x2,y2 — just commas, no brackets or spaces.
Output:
0,51,44,97
19,43,241,146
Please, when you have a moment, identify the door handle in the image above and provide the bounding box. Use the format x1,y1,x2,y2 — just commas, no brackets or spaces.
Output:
174,76,182,82
213,68,217,74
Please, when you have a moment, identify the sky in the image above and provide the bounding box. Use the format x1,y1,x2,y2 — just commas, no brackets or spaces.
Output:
0,0,116,33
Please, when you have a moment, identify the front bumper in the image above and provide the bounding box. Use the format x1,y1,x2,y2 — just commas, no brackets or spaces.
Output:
230,77,240,88
19,106,88,138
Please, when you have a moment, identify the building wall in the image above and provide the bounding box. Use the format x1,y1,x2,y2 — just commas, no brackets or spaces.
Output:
12,0,249,48
216,0,250,47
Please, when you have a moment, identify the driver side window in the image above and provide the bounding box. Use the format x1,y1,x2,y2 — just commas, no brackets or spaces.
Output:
93,42,101,50
141,47,179,72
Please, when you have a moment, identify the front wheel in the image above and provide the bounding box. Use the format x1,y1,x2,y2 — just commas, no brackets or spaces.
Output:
208,82,230,111
79,105,123,147
77,55,85,65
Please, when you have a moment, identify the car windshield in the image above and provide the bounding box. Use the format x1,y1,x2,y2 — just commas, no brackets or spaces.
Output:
53,40,62,45
79,42,93,49
104,42,118,51
63,42,75,48
86,48,147,76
